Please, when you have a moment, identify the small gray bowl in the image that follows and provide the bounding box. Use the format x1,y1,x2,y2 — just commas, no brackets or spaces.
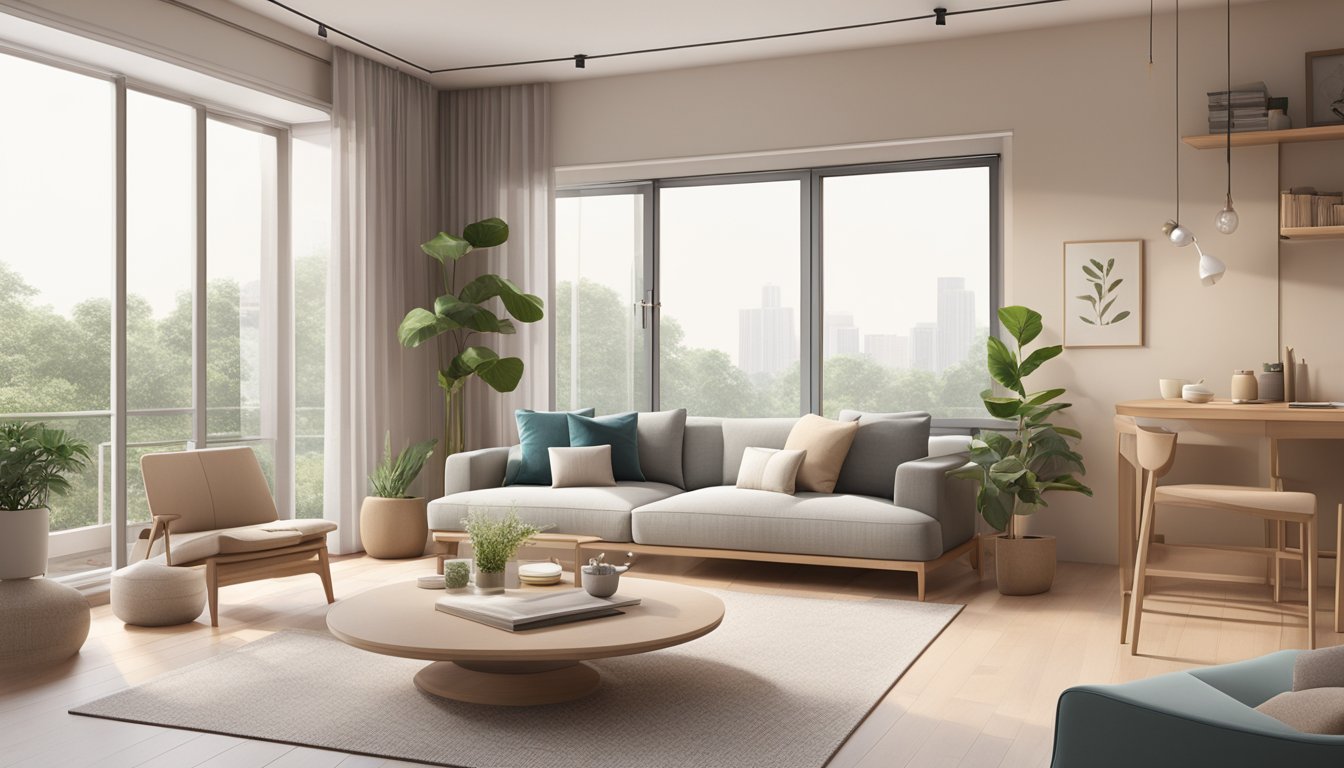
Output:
581,567,625,598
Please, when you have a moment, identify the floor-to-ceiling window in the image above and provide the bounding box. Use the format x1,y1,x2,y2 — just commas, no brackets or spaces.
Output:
554,156,998,421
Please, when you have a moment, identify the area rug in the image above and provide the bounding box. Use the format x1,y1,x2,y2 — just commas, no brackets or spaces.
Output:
72,588,960,768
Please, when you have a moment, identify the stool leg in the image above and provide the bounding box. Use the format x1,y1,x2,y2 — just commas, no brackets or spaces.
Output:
1274,520,1286,603
1336,504,1343,634
206,560,219,627
1120,590,1131,644
1129,481,1158,656
1307,517,1318,650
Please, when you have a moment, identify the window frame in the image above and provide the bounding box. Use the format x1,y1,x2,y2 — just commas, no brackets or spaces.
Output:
555,154,1001,421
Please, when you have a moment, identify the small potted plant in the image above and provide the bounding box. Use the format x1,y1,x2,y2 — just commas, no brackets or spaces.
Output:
359,433,436,559
950,306,1092,595
581,552,633,598
443,560,471,591
462,509,551,593
0,422,91,580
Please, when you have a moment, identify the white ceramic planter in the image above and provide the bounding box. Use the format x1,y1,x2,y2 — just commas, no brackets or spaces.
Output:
0,507,49,580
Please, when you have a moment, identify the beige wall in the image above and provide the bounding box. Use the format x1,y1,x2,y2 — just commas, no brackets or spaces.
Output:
551,0,1344,564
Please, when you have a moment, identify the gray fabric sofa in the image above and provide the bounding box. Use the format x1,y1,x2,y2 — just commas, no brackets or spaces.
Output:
427,413,978,599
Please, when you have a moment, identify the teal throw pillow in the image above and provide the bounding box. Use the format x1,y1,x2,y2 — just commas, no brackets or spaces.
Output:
507,408,594,486
567,412,645,482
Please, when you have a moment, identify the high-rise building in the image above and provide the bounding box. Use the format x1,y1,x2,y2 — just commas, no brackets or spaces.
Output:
739,285,796,379
863,333,908,370
936,276,976,372
911,323,937,372
825,312,861,358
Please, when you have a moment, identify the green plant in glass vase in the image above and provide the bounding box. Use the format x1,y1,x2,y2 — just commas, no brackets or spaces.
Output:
397,218,544,456
950,306,1092,540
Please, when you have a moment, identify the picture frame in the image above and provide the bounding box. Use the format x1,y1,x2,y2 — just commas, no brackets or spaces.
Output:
1306,48,1344,127
1062,240,1144,349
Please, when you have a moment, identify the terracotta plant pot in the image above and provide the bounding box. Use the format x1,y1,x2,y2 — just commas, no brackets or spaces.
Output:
359,497,428,559
994,534,1056,596
0,507,49,580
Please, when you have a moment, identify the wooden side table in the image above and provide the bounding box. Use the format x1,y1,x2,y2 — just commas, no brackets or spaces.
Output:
433,532,603,586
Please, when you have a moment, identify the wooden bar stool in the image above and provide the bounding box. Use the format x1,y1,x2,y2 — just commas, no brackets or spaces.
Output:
1128,422,1318,655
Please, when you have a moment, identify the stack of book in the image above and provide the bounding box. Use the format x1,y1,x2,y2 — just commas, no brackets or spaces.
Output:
1280,187,1344,228
1208,82,1269,133
435,588,641,631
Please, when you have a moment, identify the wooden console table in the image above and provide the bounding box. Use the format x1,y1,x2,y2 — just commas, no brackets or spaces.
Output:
433,532,603,586
1114,399,1344,637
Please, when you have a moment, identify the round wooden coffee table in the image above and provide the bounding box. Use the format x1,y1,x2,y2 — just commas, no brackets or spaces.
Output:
326,577,724,706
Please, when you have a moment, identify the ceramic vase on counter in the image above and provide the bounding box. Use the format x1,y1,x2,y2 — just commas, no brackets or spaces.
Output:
1257,370,1284,402
1232,371,1258,403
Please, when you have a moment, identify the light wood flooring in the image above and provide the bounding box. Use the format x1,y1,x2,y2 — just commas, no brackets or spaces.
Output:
1,549,1338,768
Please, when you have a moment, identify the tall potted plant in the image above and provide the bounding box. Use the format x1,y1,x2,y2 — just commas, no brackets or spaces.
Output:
951,306,1092,595
398,217,544,456
0,423,91,580
360,434,437,559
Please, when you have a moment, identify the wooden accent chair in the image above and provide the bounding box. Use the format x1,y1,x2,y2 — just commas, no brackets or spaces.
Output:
1125,419,1319,655
138,447,337,626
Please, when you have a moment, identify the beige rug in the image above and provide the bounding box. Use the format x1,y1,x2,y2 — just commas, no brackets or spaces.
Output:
72,588,960,768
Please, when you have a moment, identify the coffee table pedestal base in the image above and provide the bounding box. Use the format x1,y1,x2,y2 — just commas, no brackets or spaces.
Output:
413,660,600,706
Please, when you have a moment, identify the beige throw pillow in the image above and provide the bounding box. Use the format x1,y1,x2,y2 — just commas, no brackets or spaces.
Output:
548,445,616,488
1256,688,1344,734
784,414,859,493
736,447,807,495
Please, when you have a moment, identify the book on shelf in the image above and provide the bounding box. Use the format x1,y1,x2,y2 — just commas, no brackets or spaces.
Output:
434,588,641,631
1207,81,1269,108
1280,191,1344,228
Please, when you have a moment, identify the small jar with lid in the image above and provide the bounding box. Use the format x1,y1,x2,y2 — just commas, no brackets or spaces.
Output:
1232,370,1258,402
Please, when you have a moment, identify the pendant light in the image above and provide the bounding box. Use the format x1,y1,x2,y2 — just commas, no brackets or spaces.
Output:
1214,0,1239,234
1162,0,1226,286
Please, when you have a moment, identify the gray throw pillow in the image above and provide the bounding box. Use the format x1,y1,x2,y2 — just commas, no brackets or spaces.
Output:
834,411,931,499
1256,688,1344,734
637,409,688,489
1294,644,1344,691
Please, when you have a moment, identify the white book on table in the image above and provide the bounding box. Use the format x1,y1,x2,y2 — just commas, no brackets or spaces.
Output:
435,588,641,631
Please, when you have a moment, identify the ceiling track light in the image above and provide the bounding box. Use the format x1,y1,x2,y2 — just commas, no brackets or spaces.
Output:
574,54,587,69
935,7,948,26
317,23,328,38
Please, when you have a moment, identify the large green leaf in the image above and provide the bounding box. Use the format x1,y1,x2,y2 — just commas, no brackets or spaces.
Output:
1024,388,1066,406
978,484,1014,532
986,337,1021,393
989,456,1027,486
981,393,1022,419
462,218,509,249
1018,344,1063,378
1039,476,1093,496
398,307,457,348
434,294,507,333
452,346,526,393
980,431,1014,456
421,232,472,263
998,306,1043,346
458,274,545,323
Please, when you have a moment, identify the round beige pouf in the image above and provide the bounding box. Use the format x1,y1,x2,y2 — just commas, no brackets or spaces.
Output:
112,561,207,627
0,578,90,668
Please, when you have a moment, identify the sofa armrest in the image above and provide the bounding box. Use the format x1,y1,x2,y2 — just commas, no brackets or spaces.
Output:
893,453,976,553
443,446,511,495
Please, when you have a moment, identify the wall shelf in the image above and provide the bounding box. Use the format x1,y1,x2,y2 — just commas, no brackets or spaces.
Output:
1281,226,1344,241
1182,124,1344,149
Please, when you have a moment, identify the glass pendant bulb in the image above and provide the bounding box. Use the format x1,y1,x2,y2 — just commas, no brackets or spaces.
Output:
1215,197,1239,234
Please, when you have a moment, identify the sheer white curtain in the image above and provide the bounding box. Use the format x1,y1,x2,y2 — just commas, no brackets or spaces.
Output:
326,49,443,554
441,84,553,450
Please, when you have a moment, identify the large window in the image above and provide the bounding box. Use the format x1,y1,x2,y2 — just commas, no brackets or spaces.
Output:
0,47,327,578
555,156,997,421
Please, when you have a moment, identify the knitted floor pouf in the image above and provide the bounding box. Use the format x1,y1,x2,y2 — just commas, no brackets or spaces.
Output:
0,578,90,667
112,561,206,627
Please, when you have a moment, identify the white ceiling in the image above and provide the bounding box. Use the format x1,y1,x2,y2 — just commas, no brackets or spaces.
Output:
229,0,1263,89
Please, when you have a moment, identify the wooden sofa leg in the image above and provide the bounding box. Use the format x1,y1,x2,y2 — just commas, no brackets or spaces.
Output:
916,567,927,601
968,535,981,572
318,548,336,604
206,560,219,627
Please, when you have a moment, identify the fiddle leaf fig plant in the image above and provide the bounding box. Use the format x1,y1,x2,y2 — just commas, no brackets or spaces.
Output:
398,217,544,455
949,306,1092,537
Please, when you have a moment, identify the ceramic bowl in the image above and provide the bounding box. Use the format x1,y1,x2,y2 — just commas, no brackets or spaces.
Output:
1159,378,1188,400
1182,383,1214,404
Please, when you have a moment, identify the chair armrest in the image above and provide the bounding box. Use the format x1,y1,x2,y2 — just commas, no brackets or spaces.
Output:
893,453,976,553
443,446,511,495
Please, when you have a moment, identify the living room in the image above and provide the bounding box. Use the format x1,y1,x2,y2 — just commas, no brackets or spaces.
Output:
3,0,1344,765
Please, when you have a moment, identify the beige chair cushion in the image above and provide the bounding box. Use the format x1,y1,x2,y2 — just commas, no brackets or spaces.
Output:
1294,644,1344,692
150,518,336,565
783,414,859,494
1256,688,1344,734
735,447,806,494
141,447,279,533
1155,484,1316,521
549,445,617,488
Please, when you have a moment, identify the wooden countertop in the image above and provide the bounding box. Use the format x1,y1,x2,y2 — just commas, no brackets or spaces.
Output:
1116,399,1344,423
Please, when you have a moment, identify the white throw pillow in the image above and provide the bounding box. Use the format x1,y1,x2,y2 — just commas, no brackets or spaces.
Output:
735,447,807,495
549,445,616,488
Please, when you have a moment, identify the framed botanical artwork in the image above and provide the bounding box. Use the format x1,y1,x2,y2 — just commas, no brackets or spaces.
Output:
1306,48,1344,127
1063,240,1144,348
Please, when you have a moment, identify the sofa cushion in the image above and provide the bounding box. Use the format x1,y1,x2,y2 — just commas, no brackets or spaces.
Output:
149,518,337,565
1256,688,1344,734
1294,644,1344,691
685,418,727,490
637,409,688,489
631,485,943,561
834,412,930,500
720,417,797,485
427,482,681,542
507,408,594,486
785,414,859,494
549,446,616,488
568,412,644,481
735,447,806,494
